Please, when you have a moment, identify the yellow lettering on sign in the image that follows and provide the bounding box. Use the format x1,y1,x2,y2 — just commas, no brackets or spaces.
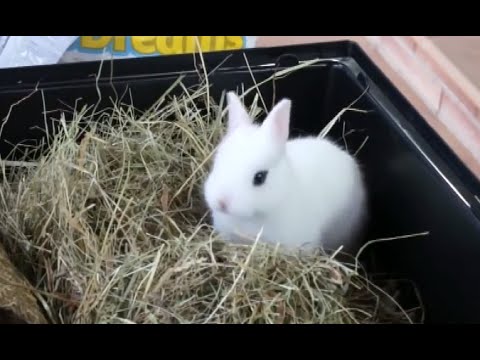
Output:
112,36,127,52
131,36,157,54
224,36,243,50
80,36,112,49
199,36,213,52
156,36,183,55
78,36,246,55
180,36,244,53
214,36,226,51
183,36,196,53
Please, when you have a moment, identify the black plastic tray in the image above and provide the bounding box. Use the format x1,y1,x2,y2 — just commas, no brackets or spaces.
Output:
0,40,479,323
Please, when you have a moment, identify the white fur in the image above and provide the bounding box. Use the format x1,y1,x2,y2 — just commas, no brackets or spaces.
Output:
203,92,367,254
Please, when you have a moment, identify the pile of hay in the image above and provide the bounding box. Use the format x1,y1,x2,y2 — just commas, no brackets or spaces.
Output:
0,240,47,324
0,65,420,324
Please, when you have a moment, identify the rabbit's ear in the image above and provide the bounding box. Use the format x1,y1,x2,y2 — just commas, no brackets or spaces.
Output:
226,92,252,134
261,99,291,145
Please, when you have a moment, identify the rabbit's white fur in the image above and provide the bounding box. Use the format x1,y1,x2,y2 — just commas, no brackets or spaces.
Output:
203,92,367,254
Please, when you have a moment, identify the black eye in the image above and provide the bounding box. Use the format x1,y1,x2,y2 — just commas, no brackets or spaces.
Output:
253,170,268,186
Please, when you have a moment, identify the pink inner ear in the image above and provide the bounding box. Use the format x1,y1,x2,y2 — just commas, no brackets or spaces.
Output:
226,92,251,134
263,99,291,144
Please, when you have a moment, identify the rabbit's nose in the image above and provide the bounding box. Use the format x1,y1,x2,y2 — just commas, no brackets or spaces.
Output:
218,198,229,213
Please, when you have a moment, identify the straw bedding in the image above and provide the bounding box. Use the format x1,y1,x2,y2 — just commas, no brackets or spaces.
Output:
0,63,422,324
0,240,47,324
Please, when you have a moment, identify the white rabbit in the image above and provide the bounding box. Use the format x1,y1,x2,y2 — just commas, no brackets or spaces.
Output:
203,92,367,255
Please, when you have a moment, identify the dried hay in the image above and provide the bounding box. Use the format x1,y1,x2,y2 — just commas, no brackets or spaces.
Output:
0,239,47,323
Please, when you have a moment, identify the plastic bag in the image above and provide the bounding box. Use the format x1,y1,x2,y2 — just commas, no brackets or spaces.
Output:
0,36,77,68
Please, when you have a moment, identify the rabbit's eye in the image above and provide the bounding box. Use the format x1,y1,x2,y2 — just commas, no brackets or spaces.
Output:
253,170,268,186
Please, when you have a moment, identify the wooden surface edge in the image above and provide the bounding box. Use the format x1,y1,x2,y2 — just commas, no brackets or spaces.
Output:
412,36,480,117
365,36,480,181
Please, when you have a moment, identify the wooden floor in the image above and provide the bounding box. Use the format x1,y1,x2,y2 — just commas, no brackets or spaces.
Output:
429,36,480,90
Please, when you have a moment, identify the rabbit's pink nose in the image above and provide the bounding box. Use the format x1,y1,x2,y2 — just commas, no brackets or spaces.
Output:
218,198,229,213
